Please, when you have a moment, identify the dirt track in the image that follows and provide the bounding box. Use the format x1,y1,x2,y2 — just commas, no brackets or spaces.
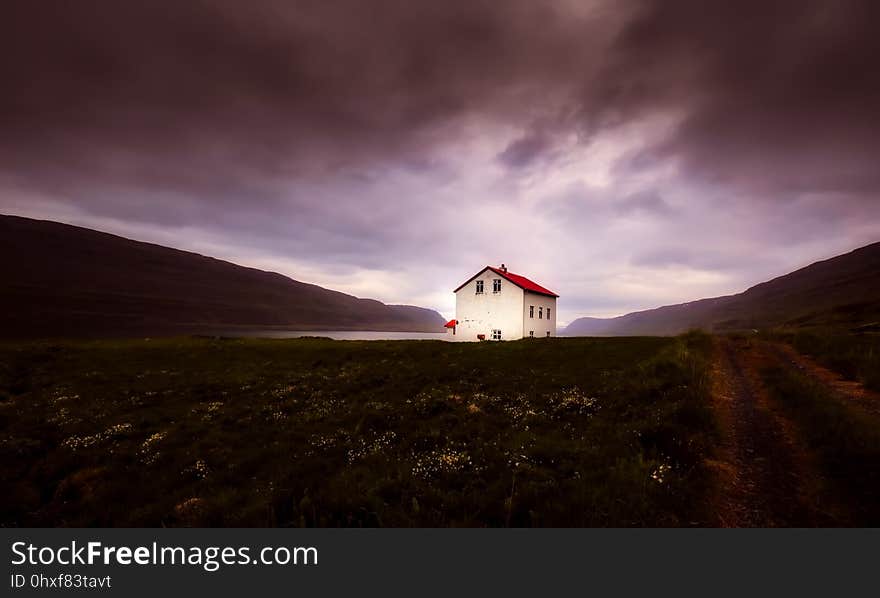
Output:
768,342,880,419
709,337,840,526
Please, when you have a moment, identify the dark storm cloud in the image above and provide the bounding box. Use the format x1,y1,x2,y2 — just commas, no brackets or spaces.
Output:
497,132,556,170
0,0,605,196
602,0,880,198
4,1,879,203
615,190,675,216
2,0,879,319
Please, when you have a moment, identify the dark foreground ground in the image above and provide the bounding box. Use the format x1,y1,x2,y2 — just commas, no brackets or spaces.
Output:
709,331,880,526
2,332,877,527
1,335,716,527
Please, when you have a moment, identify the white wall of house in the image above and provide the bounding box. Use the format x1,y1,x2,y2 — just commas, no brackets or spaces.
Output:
522,292,557,338
454,269,524,341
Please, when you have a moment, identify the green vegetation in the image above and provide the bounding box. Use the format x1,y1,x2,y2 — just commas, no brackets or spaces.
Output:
0,334,716,527
761,365,880,525
772,330,880,392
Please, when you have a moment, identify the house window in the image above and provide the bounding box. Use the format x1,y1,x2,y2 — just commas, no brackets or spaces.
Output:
529,330,534,337
475,280,484,294
493,279,502,293
529,305,534,318
547,308,551,320
538,307,543,319
492,329,501,341
546,331,551,337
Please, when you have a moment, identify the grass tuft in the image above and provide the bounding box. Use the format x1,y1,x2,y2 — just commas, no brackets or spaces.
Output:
761,365,880,524
770,330,880,392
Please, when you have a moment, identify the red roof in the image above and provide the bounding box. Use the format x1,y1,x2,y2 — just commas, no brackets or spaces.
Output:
453,266,559,298
444,319,458,328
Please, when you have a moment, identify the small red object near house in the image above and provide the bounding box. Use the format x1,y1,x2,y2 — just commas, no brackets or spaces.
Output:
444,319,458,335
477,334,486,341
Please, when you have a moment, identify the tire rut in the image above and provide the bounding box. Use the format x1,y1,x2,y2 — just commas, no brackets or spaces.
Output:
710,337,831,526
768,342,880,419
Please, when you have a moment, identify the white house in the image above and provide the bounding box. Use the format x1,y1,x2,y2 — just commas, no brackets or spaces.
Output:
446,264,558,341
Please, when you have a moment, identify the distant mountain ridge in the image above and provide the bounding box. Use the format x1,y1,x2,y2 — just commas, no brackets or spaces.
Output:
0,215,446,338
565,242,880,336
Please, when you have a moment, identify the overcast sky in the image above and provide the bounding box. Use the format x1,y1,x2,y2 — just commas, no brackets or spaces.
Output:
3,1,879,324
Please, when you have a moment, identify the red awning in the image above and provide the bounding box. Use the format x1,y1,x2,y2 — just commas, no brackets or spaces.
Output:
444,319,458,328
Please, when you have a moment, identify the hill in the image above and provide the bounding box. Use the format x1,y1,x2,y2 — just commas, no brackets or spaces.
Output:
0,215,446,338
565,242,880,336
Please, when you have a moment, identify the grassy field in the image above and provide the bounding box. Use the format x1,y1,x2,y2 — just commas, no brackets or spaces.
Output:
761,365,880,525
0,334,716,527
769,330,880,391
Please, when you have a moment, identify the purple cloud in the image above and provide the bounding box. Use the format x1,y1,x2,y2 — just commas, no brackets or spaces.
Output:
1,0,878,324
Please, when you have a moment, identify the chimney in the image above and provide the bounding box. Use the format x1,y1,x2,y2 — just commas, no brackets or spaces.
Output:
500,263,507,273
